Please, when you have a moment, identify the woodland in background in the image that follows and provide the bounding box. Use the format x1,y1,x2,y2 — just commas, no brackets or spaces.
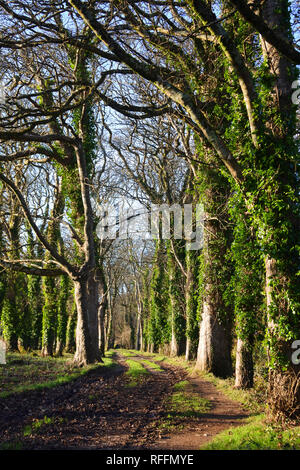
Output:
0,0,299,423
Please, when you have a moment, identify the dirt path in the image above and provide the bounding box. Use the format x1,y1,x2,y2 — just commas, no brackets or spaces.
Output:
149,368,248,449
0,352,248,450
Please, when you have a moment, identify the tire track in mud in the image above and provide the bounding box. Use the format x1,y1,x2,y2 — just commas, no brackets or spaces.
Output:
119,354,186,449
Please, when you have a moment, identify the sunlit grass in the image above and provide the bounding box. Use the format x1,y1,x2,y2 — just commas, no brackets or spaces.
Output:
117,349,137,357
198,371,265,415
173,380,189,391
127,349,167,362
202,415,300,450
158,355,195,374
169,391,210,417
124,359,149,387
0,351,118,398
167,382,211,418
23,415,64,437
158,378,211,433
141,360,163,371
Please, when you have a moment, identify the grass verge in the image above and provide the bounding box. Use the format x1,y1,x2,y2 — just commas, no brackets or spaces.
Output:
201,414,300,450
198,371,265,415
0,351,118,398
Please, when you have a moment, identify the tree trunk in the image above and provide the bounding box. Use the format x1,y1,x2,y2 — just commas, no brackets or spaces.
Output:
185,269,192,361
261,1,300,419
185,337,191,362
196,293,232,378
135,313,143,351
185,248,198,361
66,301,77,353
265,256,276,364
235,337,254,389
168,241,184,357
195,211,232,378
56,340,64,357
170,321,178,357
73,276,101,366
106,287,117,350
56,275,70,356
98,284,107,357
105,305,113,351
41,276,56,357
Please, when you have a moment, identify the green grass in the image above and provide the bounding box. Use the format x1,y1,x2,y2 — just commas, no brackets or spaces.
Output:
146,354,167,362
124,359,149,387
173,380,190,391
0,441,23,450
158,355,195,374
169,391,210,418
23,415,61,437
141,360,163,372
168,388,211,418
102,351,119,369
133,350,167,360
117,350,164,384
122,349,167,362
0,351,118,398
117,349,138,357
198,371,266,415
202,415,300,450
159,378,211,434
120,350,299,450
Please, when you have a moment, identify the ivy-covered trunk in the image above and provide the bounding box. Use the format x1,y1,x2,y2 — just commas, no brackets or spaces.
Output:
185,248,199,361
228,198,264,389
259,0,300,417
65,300,77,353
0,223,6,318
98,267,108,357
195,212,232,378
235,337,254,389
41,185,64,357
27,273,43,350
169,292,179,357
1,279,18,351
2,192,23,351
56,275,70,356
167,241,185,357
41,276,57,356
149,239,169,353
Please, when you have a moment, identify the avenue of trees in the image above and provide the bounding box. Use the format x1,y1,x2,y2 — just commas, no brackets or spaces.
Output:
0,0,299,422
